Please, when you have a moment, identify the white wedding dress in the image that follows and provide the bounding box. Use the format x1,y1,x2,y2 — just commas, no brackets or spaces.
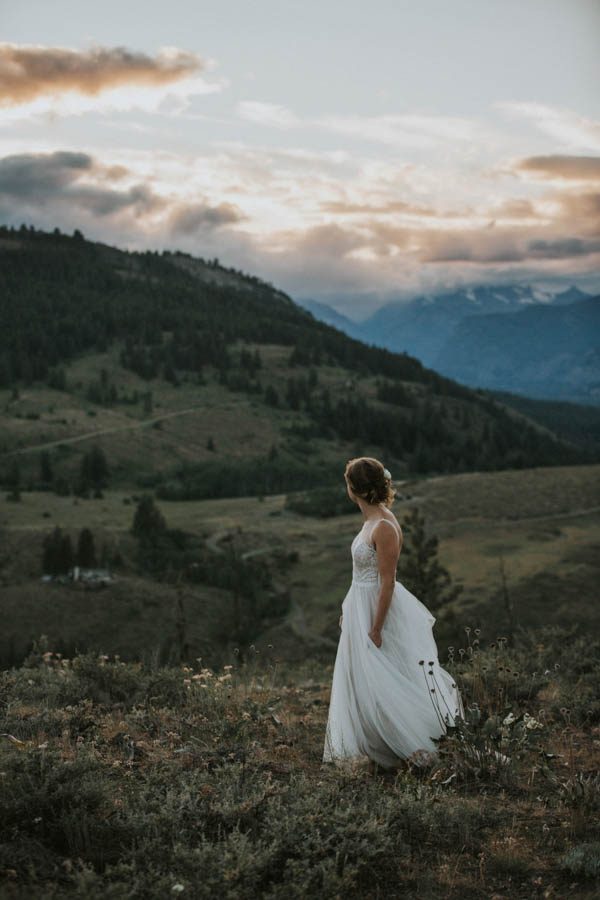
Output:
323,517,464,770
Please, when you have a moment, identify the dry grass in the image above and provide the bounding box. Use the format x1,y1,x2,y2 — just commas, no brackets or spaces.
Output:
1,635,598,898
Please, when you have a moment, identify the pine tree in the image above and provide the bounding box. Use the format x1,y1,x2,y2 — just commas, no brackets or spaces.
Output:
6,460,21,501
43,526,63,575
40,450,53,485
59,533,74,574
76,527,97,568
397,507,463,613
286,378,300,410
131,494,167,540
264,385,279,407
131,494,177,574
79,445,109,494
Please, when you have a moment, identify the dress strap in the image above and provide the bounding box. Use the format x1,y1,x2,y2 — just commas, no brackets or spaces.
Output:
366,517,400,543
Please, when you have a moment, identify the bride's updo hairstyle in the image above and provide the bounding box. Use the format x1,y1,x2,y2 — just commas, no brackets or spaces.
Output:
344,457,396,508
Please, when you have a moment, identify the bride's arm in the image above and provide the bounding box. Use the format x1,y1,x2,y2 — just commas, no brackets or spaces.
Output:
369,523,401,642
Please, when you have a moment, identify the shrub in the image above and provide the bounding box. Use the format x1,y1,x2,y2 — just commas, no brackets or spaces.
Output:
560,842,600,879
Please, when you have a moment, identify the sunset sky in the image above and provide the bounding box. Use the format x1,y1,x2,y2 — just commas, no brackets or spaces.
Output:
1,0,599,317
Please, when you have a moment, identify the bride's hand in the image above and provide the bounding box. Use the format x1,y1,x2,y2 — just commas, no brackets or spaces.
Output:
339,613,343,629
368,628,382,648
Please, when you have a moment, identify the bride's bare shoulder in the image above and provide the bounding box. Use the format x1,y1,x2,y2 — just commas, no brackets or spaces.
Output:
375,513,402,540
383,509,402,528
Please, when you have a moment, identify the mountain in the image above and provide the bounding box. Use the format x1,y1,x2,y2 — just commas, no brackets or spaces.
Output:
549,285,591,306
434,294,600,404
351,283,588,366
0,224,595,500
299,283,595,403
293,298,366,342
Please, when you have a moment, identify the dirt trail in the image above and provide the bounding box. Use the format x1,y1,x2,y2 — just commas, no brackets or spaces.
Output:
1,405,206,458
204,530,337,649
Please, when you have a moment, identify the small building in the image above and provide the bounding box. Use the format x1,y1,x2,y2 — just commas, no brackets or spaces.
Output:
40,567,115,588
71,566,114,586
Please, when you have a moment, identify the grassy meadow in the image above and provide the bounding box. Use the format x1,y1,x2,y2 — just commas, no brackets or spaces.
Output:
1,462,599,668
0,628,599,898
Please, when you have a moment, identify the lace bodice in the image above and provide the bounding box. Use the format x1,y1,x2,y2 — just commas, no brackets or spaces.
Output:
351,518,398,585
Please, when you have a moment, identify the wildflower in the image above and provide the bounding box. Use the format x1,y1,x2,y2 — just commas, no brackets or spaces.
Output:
503,712,517,726
474,628,481,636
419,660,425,665
523,712,543,731
465,627,471,634
223,664,233,671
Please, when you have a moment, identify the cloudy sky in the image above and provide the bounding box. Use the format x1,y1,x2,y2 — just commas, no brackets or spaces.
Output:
1,0,599,317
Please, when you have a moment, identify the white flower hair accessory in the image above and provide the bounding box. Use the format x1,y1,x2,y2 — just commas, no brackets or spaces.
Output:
383,467,392,480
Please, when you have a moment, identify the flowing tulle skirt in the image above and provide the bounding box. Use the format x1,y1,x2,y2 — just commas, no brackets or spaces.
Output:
323,578,464,771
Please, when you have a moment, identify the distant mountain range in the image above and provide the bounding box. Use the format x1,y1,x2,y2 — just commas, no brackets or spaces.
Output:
297,285,599,405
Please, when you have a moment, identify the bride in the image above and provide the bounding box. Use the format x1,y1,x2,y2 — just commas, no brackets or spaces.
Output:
322,456,464,772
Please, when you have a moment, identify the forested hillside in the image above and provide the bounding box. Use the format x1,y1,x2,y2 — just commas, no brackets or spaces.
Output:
0,224,595,502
